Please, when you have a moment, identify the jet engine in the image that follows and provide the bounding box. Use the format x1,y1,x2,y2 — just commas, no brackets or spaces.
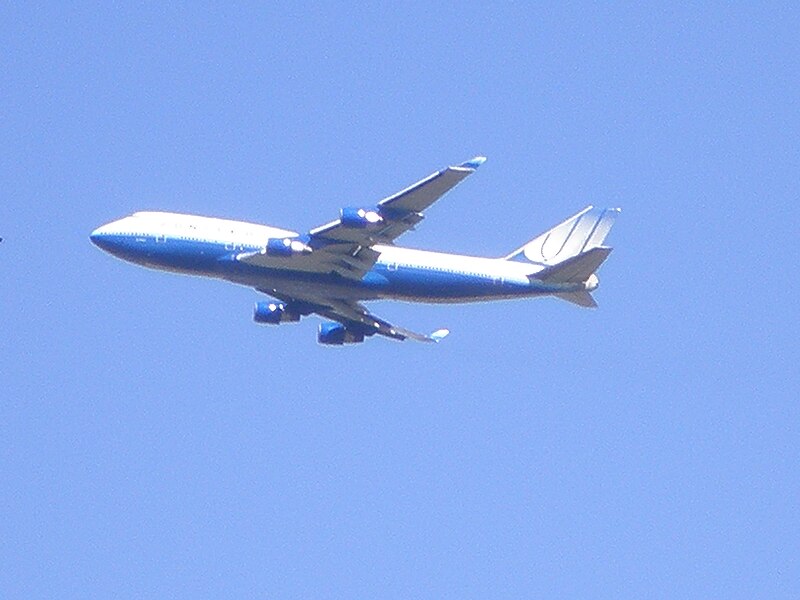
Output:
340,207,384,229
253,302,301,325
265,237,312,257
317,322,366,345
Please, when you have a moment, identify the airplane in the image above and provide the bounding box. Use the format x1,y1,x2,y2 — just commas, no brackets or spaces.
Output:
90,156,620,345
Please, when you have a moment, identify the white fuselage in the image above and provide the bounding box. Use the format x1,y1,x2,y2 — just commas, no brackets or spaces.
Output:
90,211,580,304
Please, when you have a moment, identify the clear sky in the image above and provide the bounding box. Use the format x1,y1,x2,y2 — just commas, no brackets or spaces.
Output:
2,3,799,598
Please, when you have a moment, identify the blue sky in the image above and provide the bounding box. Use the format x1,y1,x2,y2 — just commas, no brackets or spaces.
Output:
2,3,799,598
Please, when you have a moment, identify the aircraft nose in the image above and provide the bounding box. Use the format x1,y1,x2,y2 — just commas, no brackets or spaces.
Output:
89,227,104,247
90,224,115,251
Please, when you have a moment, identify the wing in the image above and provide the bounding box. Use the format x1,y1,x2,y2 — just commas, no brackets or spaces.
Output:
237,156,486,280
309,155,487,245
262,289,449,343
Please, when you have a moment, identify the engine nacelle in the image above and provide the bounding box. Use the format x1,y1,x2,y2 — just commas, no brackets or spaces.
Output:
253,302,301,325
340,207,384,229
265,237,312,257
317,322,365,345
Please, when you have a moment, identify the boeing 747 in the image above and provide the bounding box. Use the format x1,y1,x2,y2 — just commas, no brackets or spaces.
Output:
90,157,619,345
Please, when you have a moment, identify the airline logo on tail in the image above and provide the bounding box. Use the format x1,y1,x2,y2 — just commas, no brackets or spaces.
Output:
507,206,620,267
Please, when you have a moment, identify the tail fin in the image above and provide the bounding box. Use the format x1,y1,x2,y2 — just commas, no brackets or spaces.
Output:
505,206,620,266
506,206,620,309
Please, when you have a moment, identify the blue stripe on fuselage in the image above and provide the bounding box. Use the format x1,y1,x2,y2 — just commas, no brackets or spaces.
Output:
373,262,532,301
92,233,543,302
91,233,231,275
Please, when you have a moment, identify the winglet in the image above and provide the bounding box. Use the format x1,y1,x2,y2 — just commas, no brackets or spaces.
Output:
430,328,450,342
459,156,487,170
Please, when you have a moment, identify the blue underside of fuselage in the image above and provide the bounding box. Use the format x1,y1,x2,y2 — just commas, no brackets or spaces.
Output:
91,234,544,302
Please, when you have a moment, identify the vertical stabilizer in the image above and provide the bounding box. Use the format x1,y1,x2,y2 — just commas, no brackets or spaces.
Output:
506,206,620,266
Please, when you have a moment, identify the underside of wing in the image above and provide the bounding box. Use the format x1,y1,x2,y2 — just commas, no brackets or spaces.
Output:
258,289,448,344
317,299,449,343
237,243,380,280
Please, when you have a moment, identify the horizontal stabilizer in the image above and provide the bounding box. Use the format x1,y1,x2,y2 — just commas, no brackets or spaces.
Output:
554,290,598,308
536,246,612,283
